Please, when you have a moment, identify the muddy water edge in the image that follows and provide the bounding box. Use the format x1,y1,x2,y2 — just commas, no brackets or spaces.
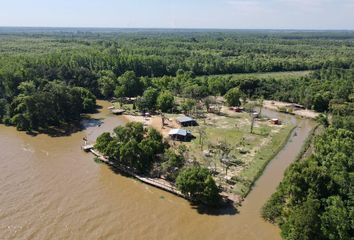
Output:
0,100,316,240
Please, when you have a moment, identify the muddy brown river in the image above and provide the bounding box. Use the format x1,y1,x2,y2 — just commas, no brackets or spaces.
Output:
0,101,315,240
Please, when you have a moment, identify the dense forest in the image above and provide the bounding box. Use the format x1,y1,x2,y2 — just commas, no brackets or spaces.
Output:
0,29,353,132
262,68,353,239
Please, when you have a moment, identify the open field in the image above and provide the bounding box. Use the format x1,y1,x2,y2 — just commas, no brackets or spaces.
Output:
198,70,312,80
181,107,295,199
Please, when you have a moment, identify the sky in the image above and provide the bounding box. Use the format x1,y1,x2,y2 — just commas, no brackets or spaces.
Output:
0,0,353,30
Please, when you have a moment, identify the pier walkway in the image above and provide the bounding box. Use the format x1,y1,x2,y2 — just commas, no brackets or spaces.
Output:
83,145,187,199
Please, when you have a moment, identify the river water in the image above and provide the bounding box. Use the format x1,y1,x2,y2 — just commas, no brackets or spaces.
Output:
0,101,315,240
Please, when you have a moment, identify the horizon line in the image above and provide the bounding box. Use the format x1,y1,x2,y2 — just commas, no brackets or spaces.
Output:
1,26,354,32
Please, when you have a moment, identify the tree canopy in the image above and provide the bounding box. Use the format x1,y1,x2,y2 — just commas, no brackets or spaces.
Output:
176,166,220,206
224,87,241,107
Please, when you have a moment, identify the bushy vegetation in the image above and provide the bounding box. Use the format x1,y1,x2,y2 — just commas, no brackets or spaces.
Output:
95,122,165,174
1,80,95,131
176,167,220,206
95,121,220,205
262,126,353,240
262,69,354,240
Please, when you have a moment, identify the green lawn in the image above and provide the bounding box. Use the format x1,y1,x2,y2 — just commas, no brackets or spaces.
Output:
181,112,295,198
232,124,296,196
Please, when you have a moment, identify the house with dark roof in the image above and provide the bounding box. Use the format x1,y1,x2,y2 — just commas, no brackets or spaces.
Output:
176,116,198,127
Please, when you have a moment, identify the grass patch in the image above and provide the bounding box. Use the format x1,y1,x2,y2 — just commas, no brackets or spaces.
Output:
179,111,296,199
232,124,296,197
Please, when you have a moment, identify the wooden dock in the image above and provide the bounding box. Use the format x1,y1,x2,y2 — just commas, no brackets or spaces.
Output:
83,145,187,199
81,144,94,152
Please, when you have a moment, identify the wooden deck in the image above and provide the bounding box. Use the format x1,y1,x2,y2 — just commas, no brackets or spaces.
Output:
81,144,94,152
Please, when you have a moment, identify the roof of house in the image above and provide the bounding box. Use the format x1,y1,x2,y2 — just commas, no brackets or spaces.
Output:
112,109,126,114
168,129,192,136
176,116,196,123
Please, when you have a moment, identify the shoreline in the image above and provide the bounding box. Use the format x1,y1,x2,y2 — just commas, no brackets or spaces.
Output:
241,124,297,198
91,104,307,206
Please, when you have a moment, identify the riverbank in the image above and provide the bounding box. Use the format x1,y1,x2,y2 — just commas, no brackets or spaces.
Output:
0,99,316,240
88,148,187,199
234,124,296,197
113,104,297,205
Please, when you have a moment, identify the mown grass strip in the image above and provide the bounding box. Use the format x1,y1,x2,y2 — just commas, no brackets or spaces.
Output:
233,124,296,197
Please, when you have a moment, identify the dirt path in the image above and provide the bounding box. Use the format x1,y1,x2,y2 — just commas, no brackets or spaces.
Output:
263,100,320,119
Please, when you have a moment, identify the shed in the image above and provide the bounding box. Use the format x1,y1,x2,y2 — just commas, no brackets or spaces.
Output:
176,116,198,127
271,118,281,125
168,129,193,141
234,107,244,112
112,109,126,115
252,112,259,118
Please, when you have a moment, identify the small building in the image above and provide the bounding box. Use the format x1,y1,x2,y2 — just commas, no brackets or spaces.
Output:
168,129,193,141
234,107,244,112
271,118,281,125
229,106,244,112
176,116,198,127
252,112,259,118
111,109,126,115
123,97,137,104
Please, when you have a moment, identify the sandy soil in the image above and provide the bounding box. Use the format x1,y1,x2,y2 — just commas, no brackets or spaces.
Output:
264,100,319,119
122,114,179,138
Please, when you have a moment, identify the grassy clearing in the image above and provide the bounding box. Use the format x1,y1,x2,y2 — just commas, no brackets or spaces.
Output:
178,109,295,198
232,124,296,197
198,70,312,80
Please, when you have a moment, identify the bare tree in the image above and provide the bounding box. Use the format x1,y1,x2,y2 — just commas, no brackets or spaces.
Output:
244,102,257,133
258,97,264,116
197,126,207,150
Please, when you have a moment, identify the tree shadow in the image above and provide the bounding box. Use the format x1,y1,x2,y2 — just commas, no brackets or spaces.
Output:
90,104,103,114
191,200,239,216
23,105,102,138
25,116,104,138
81,117,104,130
26,122,82,138
108,165,135,178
